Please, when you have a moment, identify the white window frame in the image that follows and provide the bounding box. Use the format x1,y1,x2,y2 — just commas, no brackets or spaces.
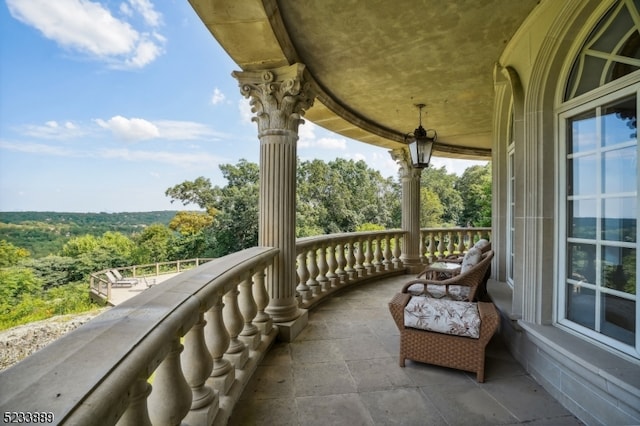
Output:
557,81,639,358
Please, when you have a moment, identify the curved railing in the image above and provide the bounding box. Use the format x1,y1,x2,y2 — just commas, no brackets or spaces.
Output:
0,247,279,426
419,227,492,263
0,228,490,425
295,230,407,309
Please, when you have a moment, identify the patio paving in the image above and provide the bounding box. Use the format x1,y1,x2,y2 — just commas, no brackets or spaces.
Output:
229,275,584,426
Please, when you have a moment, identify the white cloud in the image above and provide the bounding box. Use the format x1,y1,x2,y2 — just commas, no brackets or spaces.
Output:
127,0,162,27
6,0,165,69
0,139,225,169
99,148,223,168
20,120,86,139
94,116,227,141
95,116,159,141
0,140,80,157
315,137,346,150
153,120,229,140
430,157,488,176
239,98,253,124
211,88,226,105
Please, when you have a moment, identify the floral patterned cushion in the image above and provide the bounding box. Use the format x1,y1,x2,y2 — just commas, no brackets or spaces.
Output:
406,283,470,301
460,247,482,274
474,239,490,250
404,296,481,338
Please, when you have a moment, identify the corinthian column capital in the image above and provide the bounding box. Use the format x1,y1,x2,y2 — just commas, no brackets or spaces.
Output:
233,63,316,136
389,148,420,180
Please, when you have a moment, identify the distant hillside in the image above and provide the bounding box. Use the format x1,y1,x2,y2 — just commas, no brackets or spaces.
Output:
0,211,180,258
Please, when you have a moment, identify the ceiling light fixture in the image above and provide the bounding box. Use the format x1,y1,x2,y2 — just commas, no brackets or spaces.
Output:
405,103,436,168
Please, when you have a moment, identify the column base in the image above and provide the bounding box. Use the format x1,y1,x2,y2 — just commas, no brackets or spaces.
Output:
275,309,309,342
401,257,424,275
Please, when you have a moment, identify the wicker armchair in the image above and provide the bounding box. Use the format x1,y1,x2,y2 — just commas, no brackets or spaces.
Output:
406,250,494,302
389,292,499,382
442,239,492,264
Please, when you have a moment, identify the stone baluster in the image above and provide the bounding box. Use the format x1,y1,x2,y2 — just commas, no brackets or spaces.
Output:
296,251,311,303
383,234,392,270
345,239,356,279
316,245,329,292
223,288,248,369
116,377,152,426
456,230,465,254
326,244,338,287
364,236,374,274
437,232,445,259
148,338,192,426
335,242,346,284
393,233,402,268
447,230,455,257
419,231,426,265
205,297,234,393
182,312,217,425
354,238,365,277
306,248,320,297
428,232,436,264
252,271,272,334
238,277,261,350
373,236,383,272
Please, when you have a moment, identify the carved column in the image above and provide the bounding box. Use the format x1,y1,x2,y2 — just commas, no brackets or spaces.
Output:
233,64,315,324
390,148,423,273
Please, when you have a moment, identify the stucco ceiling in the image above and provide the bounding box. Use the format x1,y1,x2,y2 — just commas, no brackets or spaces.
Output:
189,0,541,159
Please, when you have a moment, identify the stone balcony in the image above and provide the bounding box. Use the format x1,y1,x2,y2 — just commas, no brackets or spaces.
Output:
0,228,583,425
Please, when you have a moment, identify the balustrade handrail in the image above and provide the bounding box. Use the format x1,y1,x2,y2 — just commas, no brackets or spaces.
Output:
0,247,279,425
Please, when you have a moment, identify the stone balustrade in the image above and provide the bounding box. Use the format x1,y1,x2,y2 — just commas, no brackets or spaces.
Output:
0,247,278,426
295,230,407,309
0,228,490,425
419,227,492,263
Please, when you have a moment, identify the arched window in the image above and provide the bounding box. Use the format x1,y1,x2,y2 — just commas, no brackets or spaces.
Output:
559,0,639,357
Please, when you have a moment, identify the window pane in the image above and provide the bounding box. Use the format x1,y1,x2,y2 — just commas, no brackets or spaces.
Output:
601,293,635,345
603,147,637,193
567,285,595,330
602,197,637,242
601,246,636,293
568,242,596,284
569,111,597,153
569,199,597,239
569,155,597,195
602,96,636,147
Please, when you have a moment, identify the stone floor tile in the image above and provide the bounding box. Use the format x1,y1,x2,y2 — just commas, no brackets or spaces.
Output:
296,320,331,341
324,319,374,338
420,382,518,425
346,356,414,392
292,361,357,397
290,338,343,363
359,388,448,426
402,359,478,387
335,335,394,360
296,393,374,426
482,374,578,423
227,396,298,426
259,341,291,366
239,364,294,401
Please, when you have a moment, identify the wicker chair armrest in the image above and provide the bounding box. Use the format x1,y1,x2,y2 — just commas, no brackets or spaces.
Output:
389,292,411,329
477,302,500,344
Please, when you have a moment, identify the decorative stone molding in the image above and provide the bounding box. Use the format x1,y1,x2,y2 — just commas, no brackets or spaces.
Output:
233,63,315,136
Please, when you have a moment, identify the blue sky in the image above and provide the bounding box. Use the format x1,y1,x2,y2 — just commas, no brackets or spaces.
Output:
0,0,486,213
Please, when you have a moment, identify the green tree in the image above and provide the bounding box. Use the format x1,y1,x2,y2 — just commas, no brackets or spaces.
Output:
457,163,492,227
0,240,30,267
420,188,445,227
421,166,464,226
133,224,175,263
